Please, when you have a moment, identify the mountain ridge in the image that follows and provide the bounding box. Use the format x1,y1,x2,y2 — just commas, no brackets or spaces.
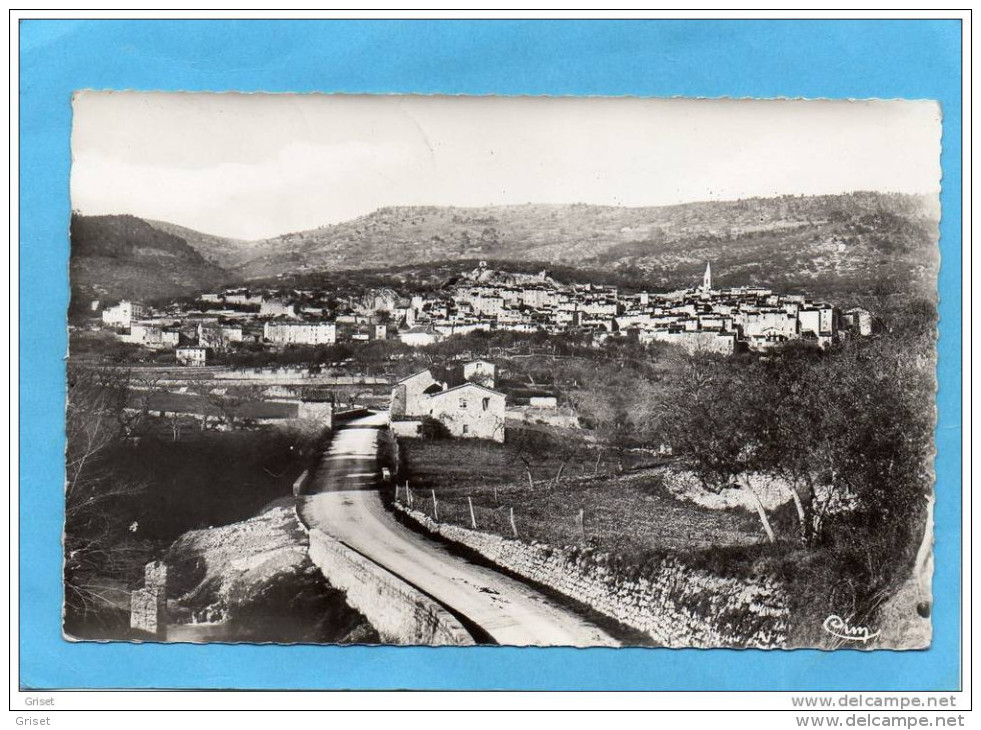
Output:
235,192,940,297
70,192,940,303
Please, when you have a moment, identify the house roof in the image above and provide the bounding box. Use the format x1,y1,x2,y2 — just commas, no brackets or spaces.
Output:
429,382,506,399
397,369,436,385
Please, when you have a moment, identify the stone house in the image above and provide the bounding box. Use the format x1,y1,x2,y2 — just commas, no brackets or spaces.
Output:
390,363,507,442
462,359,496,388
390,369,441,419
427,383,506,442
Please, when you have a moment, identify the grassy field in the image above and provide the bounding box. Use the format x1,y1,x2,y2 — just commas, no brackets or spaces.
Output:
398,438,773,563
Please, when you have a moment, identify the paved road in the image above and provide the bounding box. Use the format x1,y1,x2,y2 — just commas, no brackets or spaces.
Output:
298,413,618,647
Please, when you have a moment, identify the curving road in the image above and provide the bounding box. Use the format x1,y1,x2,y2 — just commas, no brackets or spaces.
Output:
297,413,619,647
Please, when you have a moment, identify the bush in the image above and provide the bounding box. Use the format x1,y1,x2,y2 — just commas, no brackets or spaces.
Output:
419,416,451,440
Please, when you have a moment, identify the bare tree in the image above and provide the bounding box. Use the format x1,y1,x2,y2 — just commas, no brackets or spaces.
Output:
64,366,149,626
506,427,554,490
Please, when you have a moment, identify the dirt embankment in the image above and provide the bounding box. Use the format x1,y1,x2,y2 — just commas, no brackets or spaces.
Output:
164,498,379,644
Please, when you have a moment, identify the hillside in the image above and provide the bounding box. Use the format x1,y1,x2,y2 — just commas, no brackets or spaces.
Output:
235,193,940,298
70,214,237,304
72,192,941,304
143,219,266,269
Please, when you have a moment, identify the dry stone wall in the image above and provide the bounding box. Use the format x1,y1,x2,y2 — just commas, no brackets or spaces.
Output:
396,504,788,648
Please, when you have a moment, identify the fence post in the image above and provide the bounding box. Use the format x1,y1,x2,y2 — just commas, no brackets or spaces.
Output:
510,507,518,538
407,485,413,509
394,483,400,503
432,489,439,522
468,497,477,529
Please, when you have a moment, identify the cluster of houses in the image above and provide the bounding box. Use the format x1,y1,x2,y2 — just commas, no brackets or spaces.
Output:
93,263,873,365
98,290,357,366
401,262,873,354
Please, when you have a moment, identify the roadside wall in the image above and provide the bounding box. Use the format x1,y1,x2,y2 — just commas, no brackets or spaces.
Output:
296,511,474,646
391,420,423,438
396,504,788,648
296,400,333,426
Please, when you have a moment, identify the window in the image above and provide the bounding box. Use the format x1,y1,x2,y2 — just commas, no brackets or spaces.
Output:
482,397,490,411
459,398,467,409
462,425,469,434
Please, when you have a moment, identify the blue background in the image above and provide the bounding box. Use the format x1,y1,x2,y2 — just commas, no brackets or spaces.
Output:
19,19,963,691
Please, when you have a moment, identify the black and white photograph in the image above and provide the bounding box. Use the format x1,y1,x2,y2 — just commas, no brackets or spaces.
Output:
65,92,941,650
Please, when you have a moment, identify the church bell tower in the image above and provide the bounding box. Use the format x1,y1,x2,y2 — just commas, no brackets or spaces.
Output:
702,262,712,292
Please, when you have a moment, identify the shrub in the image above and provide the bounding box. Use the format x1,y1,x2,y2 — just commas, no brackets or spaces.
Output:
419,416,451,440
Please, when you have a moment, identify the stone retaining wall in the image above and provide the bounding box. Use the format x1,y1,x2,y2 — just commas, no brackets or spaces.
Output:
295,508,474,646
396,504,788,648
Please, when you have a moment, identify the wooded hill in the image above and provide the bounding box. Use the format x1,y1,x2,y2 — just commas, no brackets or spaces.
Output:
70,192,940,304
70,214,236,304
233,192,940,298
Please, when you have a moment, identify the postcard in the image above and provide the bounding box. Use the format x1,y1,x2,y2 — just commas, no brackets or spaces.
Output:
64,92,941,651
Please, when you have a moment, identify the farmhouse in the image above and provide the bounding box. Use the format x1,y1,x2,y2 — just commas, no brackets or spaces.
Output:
389,362,507,441
427,383,506,442
390,369,442,419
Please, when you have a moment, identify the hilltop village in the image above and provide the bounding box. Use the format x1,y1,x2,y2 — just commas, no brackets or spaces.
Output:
88,263,874,367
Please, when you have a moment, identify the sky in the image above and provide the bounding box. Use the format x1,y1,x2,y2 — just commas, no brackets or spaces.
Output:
71,92,942,241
